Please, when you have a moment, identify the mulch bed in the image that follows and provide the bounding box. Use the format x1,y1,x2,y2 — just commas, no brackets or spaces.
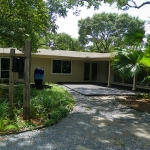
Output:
115,96,150,113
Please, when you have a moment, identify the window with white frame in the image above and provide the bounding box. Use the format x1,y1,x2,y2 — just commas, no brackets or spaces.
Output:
1,58,10,78
52,60,71,74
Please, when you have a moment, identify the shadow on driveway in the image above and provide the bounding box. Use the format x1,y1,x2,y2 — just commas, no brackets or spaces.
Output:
63,83,146,96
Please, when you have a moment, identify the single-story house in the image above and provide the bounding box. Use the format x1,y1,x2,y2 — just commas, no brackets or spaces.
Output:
0,48,149,90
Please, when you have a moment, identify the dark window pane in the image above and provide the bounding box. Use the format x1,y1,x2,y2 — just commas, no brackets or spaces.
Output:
12,57,25,72
1,58,10,70
1,71,9,78
53,60,61,73
92,63,97,80
84,63,90,80
62,61,71,73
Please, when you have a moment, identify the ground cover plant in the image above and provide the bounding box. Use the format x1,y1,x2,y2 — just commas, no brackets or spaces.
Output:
0,84,74,134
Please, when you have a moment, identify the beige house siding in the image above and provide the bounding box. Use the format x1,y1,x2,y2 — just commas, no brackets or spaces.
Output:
30,58,85,83
50,60,84,83
30,58,51,83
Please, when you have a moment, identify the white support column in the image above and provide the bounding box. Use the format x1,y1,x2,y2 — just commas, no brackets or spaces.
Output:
107,61,111,87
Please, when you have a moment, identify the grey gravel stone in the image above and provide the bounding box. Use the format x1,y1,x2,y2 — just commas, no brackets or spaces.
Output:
0,85,150,150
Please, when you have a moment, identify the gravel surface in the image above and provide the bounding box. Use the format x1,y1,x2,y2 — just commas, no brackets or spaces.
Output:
0,86,150,150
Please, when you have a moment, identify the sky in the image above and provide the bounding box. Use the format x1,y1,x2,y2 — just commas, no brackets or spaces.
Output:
56,2,150,38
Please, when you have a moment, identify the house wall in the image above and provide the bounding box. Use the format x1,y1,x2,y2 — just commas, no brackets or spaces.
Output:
50,60,84,83
30,59,109,83
0,56,109,84
30,58,84,83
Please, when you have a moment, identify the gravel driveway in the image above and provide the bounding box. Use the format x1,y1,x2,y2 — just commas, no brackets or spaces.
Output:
0,86,150,150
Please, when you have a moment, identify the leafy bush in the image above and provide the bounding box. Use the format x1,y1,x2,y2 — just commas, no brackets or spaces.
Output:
29,85,74,124
0,83,74,133
0,101,8,119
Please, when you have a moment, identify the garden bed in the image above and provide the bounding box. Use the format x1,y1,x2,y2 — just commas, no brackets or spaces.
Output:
0,84,74,134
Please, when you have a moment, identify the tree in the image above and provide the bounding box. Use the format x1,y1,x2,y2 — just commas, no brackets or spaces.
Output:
0,0,51,52
78,13,145,53
105,0,150,10
46,1,150,13
40,32,83,51
112,47,147,90
112,30,150,90
62,0,150,10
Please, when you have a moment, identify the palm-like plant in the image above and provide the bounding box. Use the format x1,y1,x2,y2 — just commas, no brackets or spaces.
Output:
112,47,146,90
140,42,150,85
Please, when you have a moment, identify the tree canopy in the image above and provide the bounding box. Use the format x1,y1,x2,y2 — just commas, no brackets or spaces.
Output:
40,32,83,51
78,13,145,53
76,0,150,10
0,0,51,51
0,0,149,52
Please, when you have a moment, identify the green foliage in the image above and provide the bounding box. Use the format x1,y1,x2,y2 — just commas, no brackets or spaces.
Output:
58,0,150,10
136,93,150,99
40,32,83,51
142,76,150,85
112,48,145,79
78,13,145,52
0,84,9,100
0,100,18,133
0,101,8,119
14,84,24,108
0,83,74,133
0,0,50,52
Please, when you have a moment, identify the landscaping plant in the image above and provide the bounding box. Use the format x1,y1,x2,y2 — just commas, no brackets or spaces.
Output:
0,84,74,134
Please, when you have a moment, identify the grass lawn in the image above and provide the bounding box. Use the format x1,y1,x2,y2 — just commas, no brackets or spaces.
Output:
0,84,74,134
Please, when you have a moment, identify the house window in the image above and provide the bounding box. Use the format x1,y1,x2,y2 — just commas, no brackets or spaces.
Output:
1,58,10,78
52,60,71,74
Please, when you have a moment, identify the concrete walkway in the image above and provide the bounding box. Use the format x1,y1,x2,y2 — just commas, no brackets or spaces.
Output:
63,84,140,96
0,85,150,150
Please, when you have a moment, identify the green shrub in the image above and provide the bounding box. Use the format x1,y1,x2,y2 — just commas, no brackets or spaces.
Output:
0,83,74,132
0,101,8,119
14,84,24,108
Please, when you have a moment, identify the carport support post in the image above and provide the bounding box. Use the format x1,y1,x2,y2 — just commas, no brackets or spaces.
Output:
9,49,15,119
23,40,31,120
107,61,111,87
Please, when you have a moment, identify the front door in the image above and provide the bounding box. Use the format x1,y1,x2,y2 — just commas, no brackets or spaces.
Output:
92,63,97,80
84,62,98,81
84,63,90,80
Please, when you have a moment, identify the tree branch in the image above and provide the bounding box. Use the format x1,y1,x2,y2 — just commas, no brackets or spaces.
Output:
127,1,150,9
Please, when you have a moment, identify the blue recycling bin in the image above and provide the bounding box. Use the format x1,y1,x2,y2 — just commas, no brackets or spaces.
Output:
34,67,44,85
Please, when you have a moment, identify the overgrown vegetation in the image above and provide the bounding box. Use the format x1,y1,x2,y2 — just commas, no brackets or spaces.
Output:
0,84,74,134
